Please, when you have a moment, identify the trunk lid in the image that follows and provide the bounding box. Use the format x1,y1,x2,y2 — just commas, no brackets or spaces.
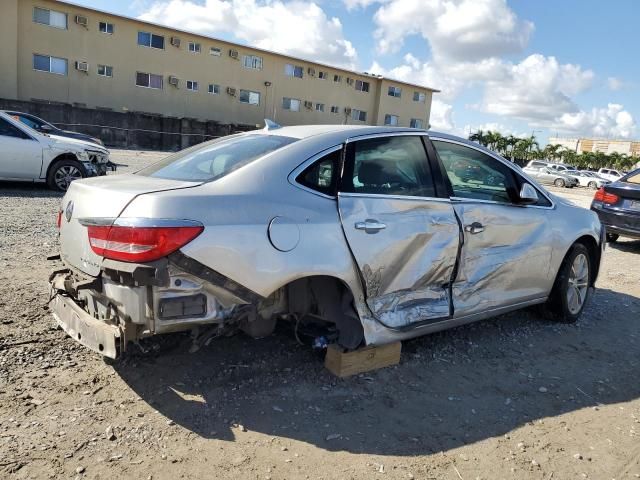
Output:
59,174,202,276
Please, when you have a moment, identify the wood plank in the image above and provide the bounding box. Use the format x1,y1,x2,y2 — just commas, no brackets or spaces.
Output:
324,341,401,378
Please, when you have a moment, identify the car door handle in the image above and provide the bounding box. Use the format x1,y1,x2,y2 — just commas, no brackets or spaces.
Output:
355,219,387,233
464,222,484,234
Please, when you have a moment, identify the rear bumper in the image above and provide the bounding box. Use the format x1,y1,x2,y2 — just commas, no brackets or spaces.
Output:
591,204,640,239
50,293,123,359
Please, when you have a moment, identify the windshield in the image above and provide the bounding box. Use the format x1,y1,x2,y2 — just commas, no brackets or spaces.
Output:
137,134,298,182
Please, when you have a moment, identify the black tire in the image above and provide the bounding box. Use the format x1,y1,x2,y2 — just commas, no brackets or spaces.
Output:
554,178,565,188
545,243,591,323
606,233,619,243
588,181,598,189
47,158,87,191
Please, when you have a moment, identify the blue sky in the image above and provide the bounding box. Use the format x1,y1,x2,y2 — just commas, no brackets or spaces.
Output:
72,0,638,144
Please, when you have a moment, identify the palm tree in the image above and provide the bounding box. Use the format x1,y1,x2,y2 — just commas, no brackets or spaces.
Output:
469,130,488,146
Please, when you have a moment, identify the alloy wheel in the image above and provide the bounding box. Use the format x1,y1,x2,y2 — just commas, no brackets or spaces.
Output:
566,253,589,315
54,165,83,190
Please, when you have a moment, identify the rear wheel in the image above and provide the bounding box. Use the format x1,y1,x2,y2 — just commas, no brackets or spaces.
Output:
554,178,565,188
546,243,591,323
47,159,86,191
588,181,598,189
606,233,619,243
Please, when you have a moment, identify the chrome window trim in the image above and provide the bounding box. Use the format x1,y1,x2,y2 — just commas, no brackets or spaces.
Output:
344,130,429,143
338,192,453,204
288,145,343,200
429,136,556,210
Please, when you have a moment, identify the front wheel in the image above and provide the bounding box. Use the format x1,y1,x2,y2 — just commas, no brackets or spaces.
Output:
47,159,86,191
554,178,565,188
546,243,591,323
588,181,598,189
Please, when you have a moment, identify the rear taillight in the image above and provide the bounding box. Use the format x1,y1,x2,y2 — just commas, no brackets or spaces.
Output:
594,187,620,205
56,210,63,229
87,225,203,262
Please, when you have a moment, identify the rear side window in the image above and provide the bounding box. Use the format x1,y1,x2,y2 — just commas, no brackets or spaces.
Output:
296,149,341,196
0,118,29,139
138,134,297,181
341,136,435,197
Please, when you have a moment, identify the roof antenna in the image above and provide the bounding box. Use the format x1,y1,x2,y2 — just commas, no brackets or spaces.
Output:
264,119,282,131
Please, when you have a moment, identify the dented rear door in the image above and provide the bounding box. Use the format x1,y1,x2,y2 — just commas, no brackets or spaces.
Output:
338,134,460,329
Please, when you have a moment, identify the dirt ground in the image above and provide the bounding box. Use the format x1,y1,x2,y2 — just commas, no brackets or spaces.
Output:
1,151,639,480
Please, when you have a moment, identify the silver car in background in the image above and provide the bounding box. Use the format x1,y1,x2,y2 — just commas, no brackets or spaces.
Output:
49,125,603,359
523,166,580,188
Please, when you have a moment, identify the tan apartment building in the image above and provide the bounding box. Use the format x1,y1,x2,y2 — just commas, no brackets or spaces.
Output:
0,0,438,129
549,137,640,157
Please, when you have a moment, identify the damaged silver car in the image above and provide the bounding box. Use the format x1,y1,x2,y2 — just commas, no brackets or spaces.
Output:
49,125,604,359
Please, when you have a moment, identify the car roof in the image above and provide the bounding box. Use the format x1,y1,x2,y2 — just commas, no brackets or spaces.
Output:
259,124,423,140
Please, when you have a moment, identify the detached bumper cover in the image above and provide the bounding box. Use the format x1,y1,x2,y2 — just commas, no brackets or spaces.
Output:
50,293,123,359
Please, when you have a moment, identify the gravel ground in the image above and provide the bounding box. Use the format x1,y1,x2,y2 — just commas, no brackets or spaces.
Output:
1,150,639,480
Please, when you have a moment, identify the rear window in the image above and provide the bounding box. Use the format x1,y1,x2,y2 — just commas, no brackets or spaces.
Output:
137,134,297,181
623,169,640,184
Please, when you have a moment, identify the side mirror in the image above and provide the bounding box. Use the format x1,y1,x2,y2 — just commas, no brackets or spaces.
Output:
519,183,539,205
40,124,53,132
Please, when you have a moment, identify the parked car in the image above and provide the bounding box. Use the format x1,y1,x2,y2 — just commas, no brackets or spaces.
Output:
5,110,104,146
525,160,551,170
571,171,610,189
597,168,624,182
522,166,579,188
49,125,603,359
0,111,112,191
591,167,640,242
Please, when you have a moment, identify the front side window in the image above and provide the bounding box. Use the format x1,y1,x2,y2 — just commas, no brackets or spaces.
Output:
99,21,114,34
355,80,370,92
296,149,341,196
0,118,29,139
243,55,263,70
186,80,199,91
341,136,435,197
138,31,164,49
188,42,201,53
33,54,68,75
33,7,67,29
97,64,113,77
282,97,301,111
384,114,399,126
432,140,517,204
208,84,220,94
239,90,260,105
135,72,163,89
11,114,42,130
410,118,423,129
285,64,304,78
388,86,402,98
351,109,367,122
138,134,298,182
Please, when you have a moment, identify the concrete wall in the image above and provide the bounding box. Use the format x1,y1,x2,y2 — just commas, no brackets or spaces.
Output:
8,0,435,129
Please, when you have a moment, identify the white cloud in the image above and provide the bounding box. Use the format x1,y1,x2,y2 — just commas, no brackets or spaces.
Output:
139,0,358,68
372,0,533,61
342,0,384,10
552,104,636,139
429,100,455,131
607,77,624,91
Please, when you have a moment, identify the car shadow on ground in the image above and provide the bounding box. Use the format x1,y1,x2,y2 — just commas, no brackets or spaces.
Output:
609,238,640,253
114,287,640,456
0,182,63,198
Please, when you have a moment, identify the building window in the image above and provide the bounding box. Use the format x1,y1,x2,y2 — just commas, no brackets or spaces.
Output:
282,97,301,111
210,47,221,56
242,55,263,70
388,86,402,98
410,119,424,129
208,84,220,94
239,90,260,105
33,54,67,75
315,103,325,112
355,80,370,92
186,80,199,91
413,91,426,103
333,74,342,83
346,77,354,86
97,64,113,77
137,31,165,49
285,64,304,78
384,114,399,126
188,42,201,53
318,71,328,80
352,109,367,122
330,105,340,114
33,7,67,29
99,21,114,34
135,72,163,89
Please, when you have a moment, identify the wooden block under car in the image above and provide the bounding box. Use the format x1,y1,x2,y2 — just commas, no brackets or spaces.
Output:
324,341,402,377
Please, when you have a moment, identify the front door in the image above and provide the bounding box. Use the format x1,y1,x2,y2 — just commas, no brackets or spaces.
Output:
338,134,460,329
0,117,43,180
431,138,553,317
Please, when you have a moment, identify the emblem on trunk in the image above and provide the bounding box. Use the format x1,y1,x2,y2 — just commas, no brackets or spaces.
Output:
65,201,74,222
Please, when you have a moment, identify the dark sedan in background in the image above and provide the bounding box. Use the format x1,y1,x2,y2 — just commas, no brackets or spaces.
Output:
6,111,104,146
591,167,640,242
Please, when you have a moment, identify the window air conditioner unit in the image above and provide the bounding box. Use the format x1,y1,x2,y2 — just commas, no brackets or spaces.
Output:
168,76,180,87
229,49,239,59
170,36,181,47
307,67,315,76
75,61,89,72
75,15,88,27
344,107,352,115
226,87,237,96
304,100,313,109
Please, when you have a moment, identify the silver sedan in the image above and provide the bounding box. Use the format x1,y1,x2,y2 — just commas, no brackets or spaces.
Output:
50,125,603,359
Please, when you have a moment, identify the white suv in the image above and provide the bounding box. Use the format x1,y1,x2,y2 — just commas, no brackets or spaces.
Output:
597,168,623,182
0,112,111,191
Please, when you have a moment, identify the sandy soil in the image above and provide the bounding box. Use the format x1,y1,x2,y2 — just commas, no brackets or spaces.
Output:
1,151,639,480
